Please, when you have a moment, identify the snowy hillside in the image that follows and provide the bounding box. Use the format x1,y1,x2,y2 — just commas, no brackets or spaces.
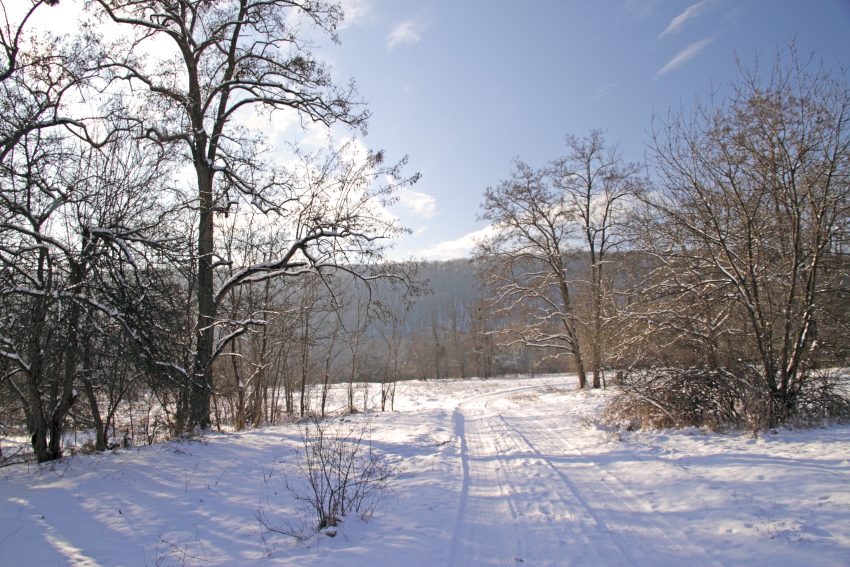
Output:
1,375,848,566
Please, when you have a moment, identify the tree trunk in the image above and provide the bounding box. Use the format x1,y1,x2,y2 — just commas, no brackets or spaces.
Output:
558,277,588,389
299,311,310,418
83,378,108,451
590,273,603,389
588,247,604,389
190,161,216,431
573,347,588,390
47,297,83,459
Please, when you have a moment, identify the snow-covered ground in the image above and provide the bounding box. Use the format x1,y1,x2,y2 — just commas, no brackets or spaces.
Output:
1,374,848,566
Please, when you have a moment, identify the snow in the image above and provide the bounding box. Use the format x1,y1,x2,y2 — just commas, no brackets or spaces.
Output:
1,374,848,566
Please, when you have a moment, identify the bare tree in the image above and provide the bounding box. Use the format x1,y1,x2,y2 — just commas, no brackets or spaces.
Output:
476,161,589,387
93,0,417,431
638,45,850,426
549,130,644,387
344,283,373,414
0,130,174,461
374,295,414,410
466,295,496,379
0,1,104,161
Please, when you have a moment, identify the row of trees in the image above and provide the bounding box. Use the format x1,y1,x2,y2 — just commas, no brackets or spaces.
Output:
1,2,846,464
192,256,567,434
476,47,850,429
0,0,421,462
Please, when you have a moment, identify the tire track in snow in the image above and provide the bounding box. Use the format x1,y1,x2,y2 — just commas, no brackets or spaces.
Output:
497,411,706,567
448,406,511,566
449,385,611,566
448,382,711,566
448,385,544,566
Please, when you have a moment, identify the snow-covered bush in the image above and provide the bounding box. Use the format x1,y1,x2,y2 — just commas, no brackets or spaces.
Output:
257,416,397,539
604,367,748,431
605,367,850,432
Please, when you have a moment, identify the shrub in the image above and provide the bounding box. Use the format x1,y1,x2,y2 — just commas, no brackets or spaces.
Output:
604,367,747,431
605,367,850,432
257,416,397,540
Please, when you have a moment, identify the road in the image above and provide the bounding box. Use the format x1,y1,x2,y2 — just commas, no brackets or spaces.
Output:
447,381,711,566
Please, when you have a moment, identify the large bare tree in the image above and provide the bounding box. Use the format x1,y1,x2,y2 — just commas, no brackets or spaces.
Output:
476,161,590,387
549,130,643,387
639,46,850,425
93,0,414,430
0,1,183,460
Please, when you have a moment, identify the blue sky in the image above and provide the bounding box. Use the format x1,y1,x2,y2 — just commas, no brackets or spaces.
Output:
24,1,850,260
316,0,850,260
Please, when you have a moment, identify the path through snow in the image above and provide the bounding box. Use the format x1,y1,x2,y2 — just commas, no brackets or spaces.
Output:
1,374,848,566
448,384,710,566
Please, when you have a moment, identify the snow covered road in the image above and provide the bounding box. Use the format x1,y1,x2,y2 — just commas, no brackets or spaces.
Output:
448,384,707,566
1,374,848,565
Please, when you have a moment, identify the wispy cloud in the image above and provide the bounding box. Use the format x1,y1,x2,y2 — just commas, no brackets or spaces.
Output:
594,82,620,100
656,36,715,76
623,0,661,20
387,20,424,51
395,187,436,218
659,0,716,39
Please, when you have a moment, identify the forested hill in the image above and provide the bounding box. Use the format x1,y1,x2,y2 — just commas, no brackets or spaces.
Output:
405,258,478,321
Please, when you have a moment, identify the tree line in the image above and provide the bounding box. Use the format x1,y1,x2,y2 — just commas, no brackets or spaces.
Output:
1,1,847,465
0,0,422,463
475,46,850,431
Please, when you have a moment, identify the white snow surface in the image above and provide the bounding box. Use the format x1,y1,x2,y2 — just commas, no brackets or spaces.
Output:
1,374,849,566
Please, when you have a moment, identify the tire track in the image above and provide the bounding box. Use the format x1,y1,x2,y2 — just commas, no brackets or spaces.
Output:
447,406,512,566
448,382,713,566
449,385,612,565
497,411,704,567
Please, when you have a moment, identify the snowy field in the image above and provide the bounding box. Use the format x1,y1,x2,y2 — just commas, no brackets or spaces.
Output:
1,374,848,566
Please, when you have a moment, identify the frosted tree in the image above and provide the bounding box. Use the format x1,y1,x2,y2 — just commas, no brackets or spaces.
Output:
476,161,590,387
93,0,417,431
549,130,644,387
639,45,850,425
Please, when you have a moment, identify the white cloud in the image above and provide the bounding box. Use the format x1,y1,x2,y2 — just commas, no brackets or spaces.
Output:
232,106,303,148
416,226,496,261
623,0,661,20
658,0,716,39
337,0,372,29
594,82,620,100
395,187,436,218
387,20,424,51
656,37,715,76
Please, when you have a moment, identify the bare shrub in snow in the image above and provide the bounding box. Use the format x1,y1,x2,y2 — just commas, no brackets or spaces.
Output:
791,370,850,426
605,367,850,431
605,367,751,431
256,417,397,540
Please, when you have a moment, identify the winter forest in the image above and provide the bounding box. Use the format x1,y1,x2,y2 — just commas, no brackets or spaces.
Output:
1,1,849,565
